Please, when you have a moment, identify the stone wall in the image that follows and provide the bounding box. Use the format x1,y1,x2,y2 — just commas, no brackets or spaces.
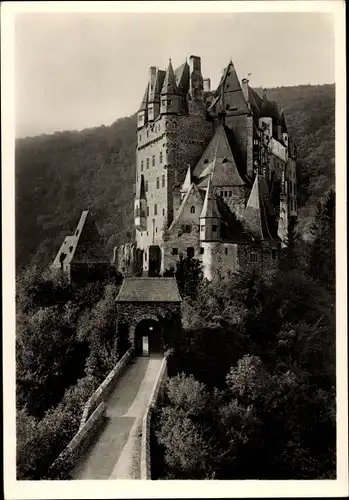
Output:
79,348,134,429
237,241,280,272
116,302,181,349
49,402,106,478
140,356,168,480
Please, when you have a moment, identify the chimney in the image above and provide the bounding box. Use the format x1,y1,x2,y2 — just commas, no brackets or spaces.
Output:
203,78,211,92
189,55,201,73
148,66,157,99
241,78,250,108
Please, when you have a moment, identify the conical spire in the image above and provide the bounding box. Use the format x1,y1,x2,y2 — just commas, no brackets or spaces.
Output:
181,164,192,192
243,175,273,240
200,175,220,219
139,83,149,111
136,174,146,199
161,59,179,95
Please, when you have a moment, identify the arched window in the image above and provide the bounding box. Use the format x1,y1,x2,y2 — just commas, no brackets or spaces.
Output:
190,206,195,214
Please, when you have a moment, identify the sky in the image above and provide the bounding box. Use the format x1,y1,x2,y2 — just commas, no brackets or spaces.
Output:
15,11,335,138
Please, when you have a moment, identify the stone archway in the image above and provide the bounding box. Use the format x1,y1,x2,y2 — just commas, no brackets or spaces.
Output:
134,318,164,357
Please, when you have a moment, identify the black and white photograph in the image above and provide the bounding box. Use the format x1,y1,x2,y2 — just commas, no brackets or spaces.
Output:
2,1,347,498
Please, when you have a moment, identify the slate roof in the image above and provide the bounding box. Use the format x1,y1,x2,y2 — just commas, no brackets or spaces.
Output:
161,60,179,96
139,83,149,111
193,125,246,187
51,210,110,269
242,175,275,241
200,175,220,219
174,61,190,94
116,277,182,303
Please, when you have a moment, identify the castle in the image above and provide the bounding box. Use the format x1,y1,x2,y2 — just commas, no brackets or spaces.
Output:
124,55,297,280
53,55,298,283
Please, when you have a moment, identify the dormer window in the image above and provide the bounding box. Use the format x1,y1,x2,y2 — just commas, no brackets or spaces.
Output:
222,157,228,163
203,159,209,164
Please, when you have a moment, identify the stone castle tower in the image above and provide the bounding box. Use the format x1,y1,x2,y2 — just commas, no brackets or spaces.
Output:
128,55,297,280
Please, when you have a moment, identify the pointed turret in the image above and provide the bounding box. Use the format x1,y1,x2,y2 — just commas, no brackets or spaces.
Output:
161,59,182,115
138,83,149,129
200,175,221,241
181,164,192,196
242,175,274,241
148,69,165,121
134,174,147,231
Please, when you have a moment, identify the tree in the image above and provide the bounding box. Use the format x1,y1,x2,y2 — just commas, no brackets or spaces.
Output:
308,188,335,291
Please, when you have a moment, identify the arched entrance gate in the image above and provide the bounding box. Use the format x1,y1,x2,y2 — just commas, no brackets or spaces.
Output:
115,277,182,358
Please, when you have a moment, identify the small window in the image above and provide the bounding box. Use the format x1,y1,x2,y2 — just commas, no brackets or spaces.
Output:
167,99,172,106
225,247,228,255
222,156,228,163
156,177,160,189
272,249,277,260
145,180,149,192
156,227,158,233
212,225,217,232
144,252,147,261
203,159,209,164
141,160,144,171
147,130,149,138
200,247,204,255
229,190,232,196
251,252,258,263
172,248,178,255
147,231,149,236
154,204,158,216
152,155,155,166
162,174,165,187
200,225,205,231
224,191,228,197
160,151,163,164
147,207,149,216
69,246,73,253
146,158,149,169
139,134,142,141
225,104,230,110
190,206,195,214
163,208,165,216
220,191,224,197
187,247,195,258
76,229,79,236
184,225,191,233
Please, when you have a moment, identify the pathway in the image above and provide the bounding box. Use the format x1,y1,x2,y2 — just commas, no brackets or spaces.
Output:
71,356,163,480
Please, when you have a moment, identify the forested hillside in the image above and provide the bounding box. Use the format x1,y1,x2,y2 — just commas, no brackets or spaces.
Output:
15,84,335,270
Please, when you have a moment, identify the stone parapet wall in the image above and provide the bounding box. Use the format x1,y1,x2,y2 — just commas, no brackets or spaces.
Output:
79,348,134,429
49,402,106,478
140,356,168,480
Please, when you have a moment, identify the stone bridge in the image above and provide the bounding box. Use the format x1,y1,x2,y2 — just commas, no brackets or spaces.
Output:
68,278,181,479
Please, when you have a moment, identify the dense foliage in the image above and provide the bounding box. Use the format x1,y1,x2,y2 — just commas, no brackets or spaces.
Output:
153,190,336,480
16,269,128,479
15,84,334,270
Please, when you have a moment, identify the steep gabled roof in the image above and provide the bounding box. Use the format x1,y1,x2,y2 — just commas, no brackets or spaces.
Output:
161,59,179,96
52,211,110,269
116,277,182,302
139,83,149,111
242,175,275,241
174,61,190,94
149,69,166,103
200,175,220,219
181,165,192,192
168,182,203,232
193,125,246,187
